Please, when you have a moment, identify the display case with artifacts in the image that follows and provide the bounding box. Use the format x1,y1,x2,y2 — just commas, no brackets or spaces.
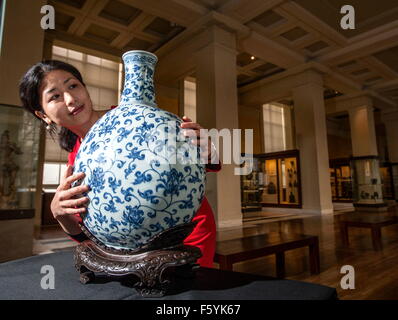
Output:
350,156,386,210
240,150,302,211
278,157,300,205
0,104,40,219
261,159,278,205
330,168,337,199
329,159,353,202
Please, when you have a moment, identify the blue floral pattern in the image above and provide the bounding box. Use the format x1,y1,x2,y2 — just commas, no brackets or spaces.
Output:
74,50,206,250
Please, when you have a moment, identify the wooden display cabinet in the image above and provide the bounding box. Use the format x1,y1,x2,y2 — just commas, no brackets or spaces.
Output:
240,150,302,212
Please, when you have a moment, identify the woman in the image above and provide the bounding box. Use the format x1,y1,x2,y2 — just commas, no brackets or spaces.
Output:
19,60,220,268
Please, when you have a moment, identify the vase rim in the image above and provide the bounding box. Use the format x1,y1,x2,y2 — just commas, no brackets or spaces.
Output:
122,50,158,62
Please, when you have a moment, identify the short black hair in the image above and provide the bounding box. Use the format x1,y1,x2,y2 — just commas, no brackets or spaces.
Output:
19,60,86,152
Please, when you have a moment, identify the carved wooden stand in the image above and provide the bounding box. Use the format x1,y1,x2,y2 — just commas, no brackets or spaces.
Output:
73,222,202,297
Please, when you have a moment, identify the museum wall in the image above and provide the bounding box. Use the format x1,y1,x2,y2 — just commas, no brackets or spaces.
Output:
238,105,263,155
327,134,352,159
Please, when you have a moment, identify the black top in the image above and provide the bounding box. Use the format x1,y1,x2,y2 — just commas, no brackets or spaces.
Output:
0,249,337,300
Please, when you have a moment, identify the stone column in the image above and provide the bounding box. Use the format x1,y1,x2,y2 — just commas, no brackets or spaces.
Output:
195,25,242,228
382,111,398,202
0,0,46,262
292,70,333,214
348,100,386,211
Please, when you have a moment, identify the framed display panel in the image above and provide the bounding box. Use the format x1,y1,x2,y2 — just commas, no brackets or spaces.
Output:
239,150,302,210
329,159,353,202
0,104,40,220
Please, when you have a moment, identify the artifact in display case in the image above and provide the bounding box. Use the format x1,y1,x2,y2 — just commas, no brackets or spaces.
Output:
0,104,40,219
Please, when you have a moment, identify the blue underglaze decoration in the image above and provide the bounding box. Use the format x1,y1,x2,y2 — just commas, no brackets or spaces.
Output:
73,50,206,250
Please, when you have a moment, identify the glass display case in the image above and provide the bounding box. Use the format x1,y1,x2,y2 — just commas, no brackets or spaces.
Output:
350,156,384,206
0,104,41,219
277,156,300,205
329,159,353,202
240,150,302,211
260,159,278,205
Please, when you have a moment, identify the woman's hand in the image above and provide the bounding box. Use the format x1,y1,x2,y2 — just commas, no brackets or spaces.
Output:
180,116,217,163
51,165,90,233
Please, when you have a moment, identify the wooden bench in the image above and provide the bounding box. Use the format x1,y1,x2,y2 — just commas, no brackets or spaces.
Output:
214,232,320,278
339,214,398,250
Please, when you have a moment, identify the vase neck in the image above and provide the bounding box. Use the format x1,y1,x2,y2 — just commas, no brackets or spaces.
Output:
120,50,158,107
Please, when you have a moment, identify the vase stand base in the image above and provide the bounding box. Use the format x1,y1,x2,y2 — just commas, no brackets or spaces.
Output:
74,239,202,298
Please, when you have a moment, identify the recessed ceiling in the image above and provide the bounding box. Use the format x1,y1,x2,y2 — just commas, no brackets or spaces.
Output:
190,0,230,10
57,0,86,9
293,0,398,38
55,12,75,32
237,52,256,67
373,45,398,73
144,17,181,38
252,63,278,74
253,10,285,28
124,38,153,51
305,41,329,53
280,27,308,41
84,24,120,43
99,0,142,26
44,0,398,106
337,60,357,69
351,68,370,76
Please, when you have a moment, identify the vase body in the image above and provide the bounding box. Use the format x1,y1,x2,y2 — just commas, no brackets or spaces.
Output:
74,50,206,250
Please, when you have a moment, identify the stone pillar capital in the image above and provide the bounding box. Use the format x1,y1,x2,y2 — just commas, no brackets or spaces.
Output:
291,68,324,89
348,101,378,157
332,94,374,113
198,11,250,39
194,23,238,60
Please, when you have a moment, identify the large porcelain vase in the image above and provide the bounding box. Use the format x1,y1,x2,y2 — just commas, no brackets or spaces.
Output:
74,50,206,251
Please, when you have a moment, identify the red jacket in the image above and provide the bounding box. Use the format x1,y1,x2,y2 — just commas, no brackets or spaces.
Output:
68,114,220,268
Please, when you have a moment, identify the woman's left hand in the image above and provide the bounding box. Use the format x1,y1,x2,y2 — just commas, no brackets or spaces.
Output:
180,116,213,162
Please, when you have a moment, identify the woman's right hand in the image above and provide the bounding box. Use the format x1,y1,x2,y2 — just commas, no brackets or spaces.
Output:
51,165,90,221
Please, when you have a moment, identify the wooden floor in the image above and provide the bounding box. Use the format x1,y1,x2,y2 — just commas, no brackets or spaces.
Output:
35,205,398,299
217,205,398,300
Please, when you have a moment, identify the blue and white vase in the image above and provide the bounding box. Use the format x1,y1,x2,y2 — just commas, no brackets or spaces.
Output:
74,50,206,251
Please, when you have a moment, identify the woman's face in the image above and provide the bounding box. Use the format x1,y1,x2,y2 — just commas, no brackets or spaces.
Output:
37,69,94,131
